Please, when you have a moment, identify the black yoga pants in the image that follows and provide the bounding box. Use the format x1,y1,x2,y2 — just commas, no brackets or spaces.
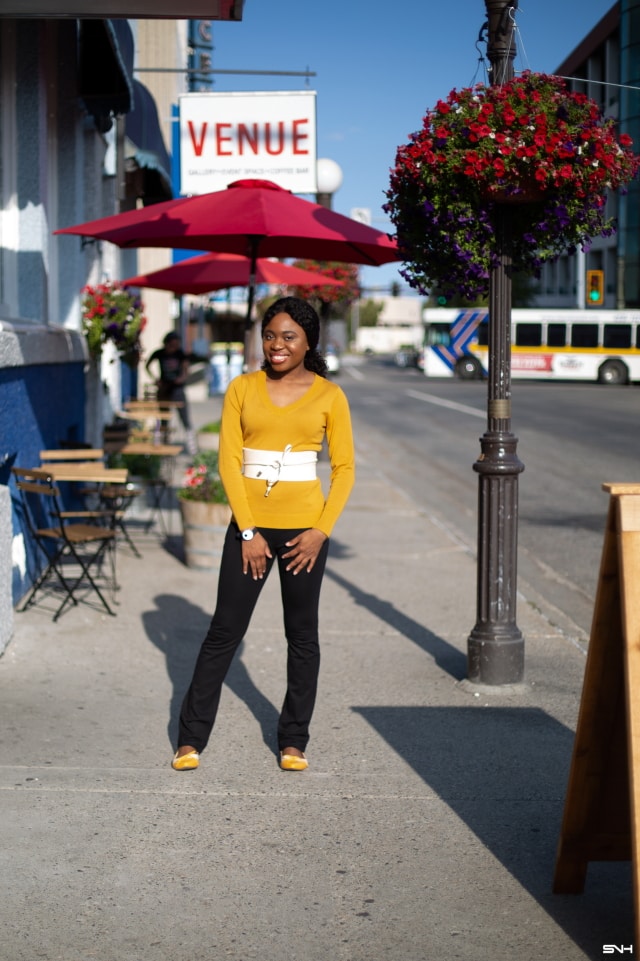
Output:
178,524,329,754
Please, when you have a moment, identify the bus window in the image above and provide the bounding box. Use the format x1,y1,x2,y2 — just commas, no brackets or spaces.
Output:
515,323,542,347
547,323,566,347
603,324,632,349
571,324,599,348
425,323,451,347
476,320,489,346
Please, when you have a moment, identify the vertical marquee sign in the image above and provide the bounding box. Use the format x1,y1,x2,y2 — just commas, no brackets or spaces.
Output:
188,20,214,92
178,90,317,196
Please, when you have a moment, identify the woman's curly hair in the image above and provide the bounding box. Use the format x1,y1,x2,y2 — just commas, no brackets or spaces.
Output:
261,296,328,378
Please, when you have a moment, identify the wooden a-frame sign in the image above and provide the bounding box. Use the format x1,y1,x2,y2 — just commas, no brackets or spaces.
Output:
553,483,640,945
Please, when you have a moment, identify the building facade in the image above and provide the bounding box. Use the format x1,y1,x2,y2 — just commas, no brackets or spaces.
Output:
0,18,181,652
534,2,640,310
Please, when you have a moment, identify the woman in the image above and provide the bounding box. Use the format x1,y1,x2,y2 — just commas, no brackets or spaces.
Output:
172,297,355,772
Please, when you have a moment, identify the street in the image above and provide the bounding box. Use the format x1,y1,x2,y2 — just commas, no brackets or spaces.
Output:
339,356,640,641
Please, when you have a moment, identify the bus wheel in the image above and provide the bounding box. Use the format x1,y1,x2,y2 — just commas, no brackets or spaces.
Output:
598,359,628,385
456,356,482,380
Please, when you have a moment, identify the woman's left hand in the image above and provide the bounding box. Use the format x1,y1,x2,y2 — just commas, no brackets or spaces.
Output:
282,529,328,574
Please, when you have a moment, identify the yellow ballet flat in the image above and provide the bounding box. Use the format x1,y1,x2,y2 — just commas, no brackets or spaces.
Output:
279,751,308,772
171,749,200,771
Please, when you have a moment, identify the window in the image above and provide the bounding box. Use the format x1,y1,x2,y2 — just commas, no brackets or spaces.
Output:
571,324,599,348
476,320,488,347
603,324,632,349
515,323,542,347
547,323,566,347
425,323,451,347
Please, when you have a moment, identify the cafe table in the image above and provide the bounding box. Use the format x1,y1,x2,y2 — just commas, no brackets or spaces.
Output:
106,441,183,534
39,462,128,484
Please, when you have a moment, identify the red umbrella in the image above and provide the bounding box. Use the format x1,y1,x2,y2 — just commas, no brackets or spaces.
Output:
120,252,346,295
55,179,399,267
56,178,398,360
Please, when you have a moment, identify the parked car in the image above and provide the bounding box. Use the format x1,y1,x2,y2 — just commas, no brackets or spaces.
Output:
394,345,421,368
325,345,341,374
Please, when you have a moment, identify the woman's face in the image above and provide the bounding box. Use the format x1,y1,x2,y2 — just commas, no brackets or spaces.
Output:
262,312,310,374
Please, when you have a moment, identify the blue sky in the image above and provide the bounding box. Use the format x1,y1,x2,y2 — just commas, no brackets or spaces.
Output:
210,0,616,296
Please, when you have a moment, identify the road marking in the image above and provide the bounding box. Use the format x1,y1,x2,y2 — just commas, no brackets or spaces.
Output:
344,365,365,381
405,388,486,419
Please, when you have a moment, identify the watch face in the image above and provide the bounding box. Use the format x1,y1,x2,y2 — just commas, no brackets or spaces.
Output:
242,528,255,541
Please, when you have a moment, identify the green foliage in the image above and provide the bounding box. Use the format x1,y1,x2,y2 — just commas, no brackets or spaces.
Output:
358,299,385,327
199,420,221,434
108,452,161,480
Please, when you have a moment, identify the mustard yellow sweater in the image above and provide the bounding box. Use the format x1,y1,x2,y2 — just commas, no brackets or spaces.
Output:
218,370,355,536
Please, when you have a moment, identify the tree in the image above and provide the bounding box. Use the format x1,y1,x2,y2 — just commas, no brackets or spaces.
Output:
358,299,384,327
289,261,361,318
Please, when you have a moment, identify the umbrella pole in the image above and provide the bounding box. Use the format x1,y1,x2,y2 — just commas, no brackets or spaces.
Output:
243,238,259,372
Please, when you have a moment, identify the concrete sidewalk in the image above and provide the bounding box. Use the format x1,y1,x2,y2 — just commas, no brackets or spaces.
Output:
0,399,634,961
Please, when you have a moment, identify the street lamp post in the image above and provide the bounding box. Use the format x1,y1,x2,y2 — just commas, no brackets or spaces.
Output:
467,0,525,685
316,157,343,211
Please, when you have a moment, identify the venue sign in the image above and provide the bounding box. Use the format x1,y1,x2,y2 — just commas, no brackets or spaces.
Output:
178,90,317,195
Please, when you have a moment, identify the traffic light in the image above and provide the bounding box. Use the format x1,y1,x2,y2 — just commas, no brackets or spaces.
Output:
586,269,604,306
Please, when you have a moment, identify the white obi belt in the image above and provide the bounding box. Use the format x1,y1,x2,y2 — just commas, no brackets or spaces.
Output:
242,445,317,497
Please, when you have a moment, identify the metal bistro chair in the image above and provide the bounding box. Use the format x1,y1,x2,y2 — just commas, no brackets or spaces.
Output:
12,467,118,621
42,445,143,558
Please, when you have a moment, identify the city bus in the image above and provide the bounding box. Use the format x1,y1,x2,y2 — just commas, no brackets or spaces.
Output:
422,307,640,384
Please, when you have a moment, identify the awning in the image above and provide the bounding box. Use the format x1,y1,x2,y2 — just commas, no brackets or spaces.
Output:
126,79,172,199
1,1,244,17
78,20,133,132
110,20,173,203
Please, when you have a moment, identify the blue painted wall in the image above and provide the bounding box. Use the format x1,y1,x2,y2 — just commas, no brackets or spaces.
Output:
2,361,85,604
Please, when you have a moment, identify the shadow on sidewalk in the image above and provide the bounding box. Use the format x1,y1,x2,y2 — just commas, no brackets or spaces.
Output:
325,566,467,680
354,704,634,958
141,593,279,751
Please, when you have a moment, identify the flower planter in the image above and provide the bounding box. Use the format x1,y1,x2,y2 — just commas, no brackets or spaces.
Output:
196,430,220,452
179,499,231,570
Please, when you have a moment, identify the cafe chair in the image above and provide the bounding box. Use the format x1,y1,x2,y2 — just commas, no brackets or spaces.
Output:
11,467,118,621
96,480,145,557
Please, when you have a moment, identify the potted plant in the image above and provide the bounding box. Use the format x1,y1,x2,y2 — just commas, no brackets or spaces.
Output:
196,419,221,452
384,71,640,301
81,282,147,366
177,450,231,570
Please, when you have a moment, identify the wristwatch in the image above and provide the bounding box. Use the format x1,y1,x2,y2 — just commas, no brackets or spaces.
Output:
241,527,257,541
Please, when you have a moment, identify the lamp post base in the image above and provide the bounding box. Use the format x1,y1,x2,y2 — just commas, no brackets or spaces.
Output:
468,629,524,685
467,429,525,685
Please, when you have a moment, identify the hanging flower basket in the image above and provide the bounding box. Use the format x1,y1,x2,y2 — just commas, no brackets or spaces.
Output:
384,71,640,300
81,282,147,363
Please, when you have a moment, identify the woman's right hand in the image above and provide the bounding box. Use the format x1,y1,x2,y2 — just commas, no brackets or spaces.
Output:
242,532,272,580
